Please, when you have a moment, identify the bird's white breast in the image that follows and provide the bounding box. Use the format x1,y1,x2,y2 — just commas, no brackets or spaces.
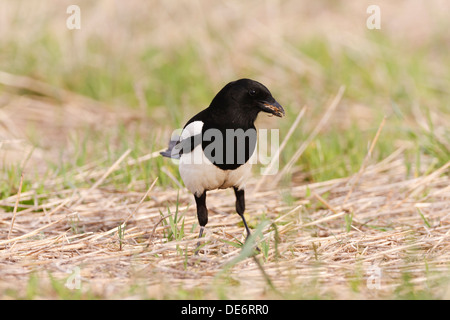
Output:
179,121,254,196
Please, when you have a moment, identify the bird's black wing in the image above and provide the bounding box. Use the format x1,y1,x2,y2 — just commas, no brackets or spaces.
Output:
161,108,210,159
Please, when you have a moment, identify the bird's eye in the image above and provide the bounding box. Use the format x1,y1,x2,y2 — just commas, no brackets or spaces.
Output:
249,89,257,96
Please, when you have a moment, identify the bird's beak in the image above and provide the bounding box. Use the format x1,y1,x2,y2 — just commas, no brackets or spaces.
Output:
258,99,285,117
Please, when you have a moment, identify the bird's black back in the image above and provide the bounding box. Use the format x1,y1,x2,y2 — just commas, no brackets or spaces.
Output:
184,108,257,171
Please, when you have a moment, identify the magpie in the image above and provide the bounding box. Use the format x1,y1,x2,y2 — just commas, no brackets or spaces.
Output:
161,78,284,251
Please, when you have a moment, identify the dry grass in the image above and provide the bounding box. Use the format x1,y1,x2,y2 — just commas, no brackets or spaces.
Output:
0,1,449,299
1,153,449,299
1,96,449,299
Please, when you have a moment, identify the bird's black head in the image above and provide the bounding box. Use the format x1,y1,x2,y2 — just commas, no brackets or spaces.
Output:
209,78,285,125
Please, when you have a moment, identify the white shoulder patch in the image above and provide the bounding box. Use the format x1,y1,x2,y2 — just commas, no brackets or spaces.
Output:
181,121,203,140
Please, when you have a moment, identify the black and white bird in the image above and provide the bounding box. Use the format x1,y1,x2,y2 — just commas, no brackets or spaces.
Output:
161,78,284,251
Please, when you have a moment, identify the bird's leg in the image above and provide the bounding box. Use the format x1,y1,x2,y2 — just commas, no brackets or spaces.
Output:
234,187,251,239
234,187,260,253
194,191,207,254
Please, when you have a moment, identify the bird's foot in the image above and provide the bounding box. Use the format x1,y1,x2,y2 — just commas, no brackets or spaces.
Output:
194,226,205,255
194,241,202,255
244,234,261,254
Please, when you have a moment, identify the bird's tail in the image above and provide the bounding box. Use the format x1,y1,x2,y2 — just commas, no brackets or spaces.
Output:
160,136,181,159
